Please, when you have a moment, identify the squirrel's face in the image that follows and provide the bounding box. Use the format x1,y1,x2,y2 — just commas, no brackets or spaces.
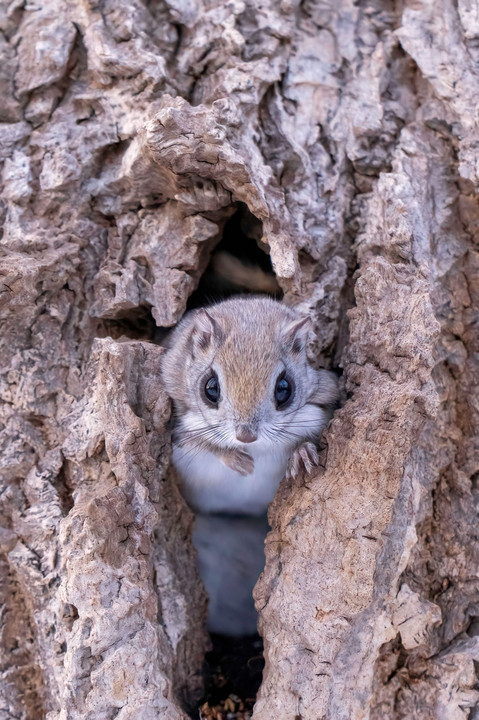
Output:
173,305,325,454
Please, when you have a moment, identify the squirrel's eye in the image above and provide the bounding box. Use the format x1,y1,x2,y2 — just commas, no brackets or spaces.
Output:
275,375,292,407
204,374,220,405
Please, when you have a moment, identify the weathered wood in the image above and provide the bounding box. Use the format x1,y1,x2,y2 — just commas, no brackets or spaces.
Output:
0,0,478,718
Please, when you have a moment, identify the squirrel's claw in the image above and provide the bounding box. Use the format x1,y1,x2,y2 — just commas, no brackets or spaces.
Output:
222,449,255,476
286,442,319,480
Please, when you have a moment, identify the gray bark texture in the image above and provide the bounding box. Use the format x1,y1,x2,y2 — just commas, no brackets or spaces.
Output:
0,0,478,718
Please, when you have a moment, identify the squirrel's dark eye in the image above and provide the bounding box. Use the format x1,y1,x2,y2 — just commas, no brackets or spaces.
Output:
204,374,220,405
275,375,292,407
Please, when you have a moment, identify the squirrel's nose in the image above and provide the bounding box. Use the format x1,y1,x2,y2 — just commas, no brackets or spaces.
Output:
235,426,257,443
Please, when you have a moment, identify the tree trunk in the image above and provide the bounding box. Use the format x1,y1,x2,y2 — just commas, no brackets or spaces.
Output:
1,1,478,719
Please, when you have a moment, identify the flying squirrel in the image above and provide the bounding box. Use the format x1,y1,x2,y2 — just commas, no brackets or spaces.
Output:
161,296,338,517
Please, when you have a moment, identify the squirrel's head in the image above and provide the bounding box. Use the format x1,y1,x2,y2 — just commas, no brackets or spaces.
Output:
162,297,337,454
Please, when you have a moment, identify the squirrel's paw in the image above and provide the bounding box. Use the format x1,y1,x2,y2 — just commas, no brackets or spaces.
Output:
286,442,319,480
222,449,254,476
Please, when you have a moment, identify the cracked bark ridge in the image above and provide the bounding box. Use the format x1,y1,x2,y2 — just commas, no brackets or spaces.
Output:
58,339,207,719
1,0,478,718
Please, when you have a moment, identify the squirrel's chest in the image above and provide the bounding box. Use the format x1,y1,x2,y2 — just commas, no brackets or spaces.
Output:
172,443,290,515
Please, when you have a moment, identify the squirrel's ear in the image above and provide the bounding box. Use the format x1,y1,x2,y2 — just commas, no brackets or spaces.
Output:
189,308,223,355
282,315,312,354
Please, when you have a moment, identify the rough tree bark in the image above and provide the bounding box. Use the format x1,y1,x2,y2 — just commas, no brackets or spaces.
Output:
1,0,478,719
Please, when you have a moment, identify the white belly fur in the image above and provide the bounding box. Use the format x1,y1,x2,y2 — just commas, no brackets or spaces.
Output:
172,442,290,515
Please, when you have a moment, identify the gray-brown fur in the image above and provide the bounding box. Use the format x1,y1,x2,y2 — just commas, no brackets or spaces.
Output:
162,296,300,405
161,296,338,463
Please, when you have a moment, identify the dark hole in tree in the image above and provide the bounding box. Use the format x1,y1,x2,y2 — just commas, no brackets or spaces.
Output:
95,305,158,341
187,202,282,309
187,203,278,718
198,633,264,719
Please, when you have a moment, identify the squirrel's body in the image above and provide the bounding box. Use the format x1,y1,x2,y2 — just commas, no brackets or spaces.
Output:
173,440,291,515
161,296,338,634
